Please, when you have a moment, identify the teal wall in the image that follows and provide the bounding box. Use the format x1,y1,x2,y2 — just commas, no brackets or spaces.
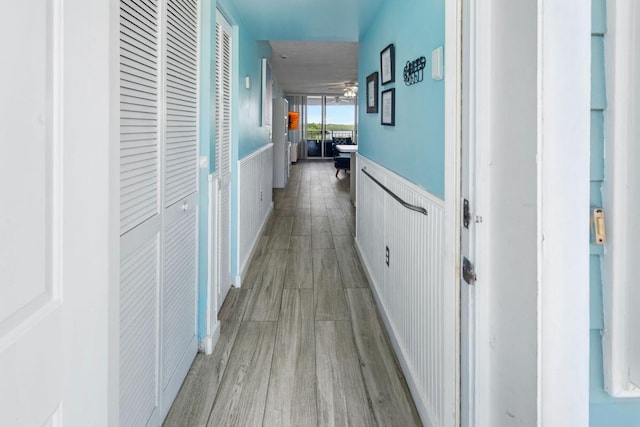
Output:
589,0,640,424
357,0,445,199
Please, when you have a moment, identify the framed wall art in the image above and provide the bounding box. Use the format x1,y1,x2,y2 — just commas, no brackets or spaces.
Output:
366,72,378,113
380,43,395,85
261,58,272,126
381,88,395,126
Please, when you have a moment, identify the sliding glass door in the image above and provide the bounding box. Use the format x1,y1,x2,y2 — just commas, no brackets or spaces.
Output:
304,95,357,158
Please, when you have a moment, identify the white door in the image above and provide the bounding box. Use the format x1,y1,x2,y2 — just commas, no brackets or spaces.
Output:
215,10,233,310
0,2,67,423
119,0,163,424
1,0,113,425
119,0,199,423
161,0,200,415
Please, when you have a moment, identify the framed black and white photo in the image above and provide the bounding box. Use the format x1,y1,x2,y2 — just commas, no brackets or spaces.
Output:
381,88,395,126
380,43,395,85
366,72,378,113
261,58,272,126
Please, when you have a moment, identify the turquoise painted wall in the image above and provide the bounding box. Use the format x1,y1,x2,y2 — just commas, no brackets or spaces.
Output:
589,0,640,424
357,0,445,199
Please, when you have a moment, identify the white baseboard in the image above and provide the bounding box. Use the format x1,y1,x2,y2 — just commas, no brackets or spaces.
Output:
199,319,221,355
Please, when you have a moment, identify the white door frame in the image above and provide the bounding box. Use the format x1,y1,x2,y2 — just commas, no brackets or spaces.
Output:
601,0,640,397
458,0,491,424
444,0,462,425
460,0,591,425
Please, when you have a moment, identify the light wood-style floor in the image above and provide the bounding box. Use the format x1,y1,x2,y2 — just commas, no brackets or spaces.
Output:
164,160,422,427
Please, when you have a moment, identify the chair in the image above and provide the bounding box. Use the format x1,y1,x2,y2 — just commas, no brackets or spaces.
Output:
332,139,351,177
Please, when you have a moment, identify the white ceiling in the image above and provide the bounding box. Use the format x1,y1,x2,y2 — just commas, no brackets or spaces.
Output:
269,41,359,96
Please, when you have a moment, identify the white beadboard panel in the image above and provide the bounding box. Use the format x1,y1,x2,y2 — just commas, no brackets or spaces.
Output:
119,0,160,235
237,144,274,280
119,235,160,426
356,155,448,427
164,0,199,207
162,205,197,387
355,159,386,290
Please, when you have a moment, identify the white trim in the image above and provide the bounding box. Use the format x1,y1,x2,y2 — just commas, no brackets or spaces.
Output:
201,321,220,355
601,0,640,397
205,172,219,355
537,0,591,424
108,0,121,420
465,0,492,425
444,0,462,426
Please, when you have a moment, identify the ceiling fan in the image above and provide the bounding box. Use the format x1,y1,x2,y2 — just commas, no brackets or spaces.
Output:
327,81,358,99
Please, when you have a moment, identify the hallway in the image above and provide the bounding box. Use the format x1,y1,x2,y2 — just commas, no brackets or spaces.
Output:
163,160,422,426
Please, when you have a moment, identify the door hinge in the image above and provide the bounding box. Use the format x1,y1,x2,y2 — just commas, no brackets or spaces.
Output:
463,199,471,229
462,257,476,285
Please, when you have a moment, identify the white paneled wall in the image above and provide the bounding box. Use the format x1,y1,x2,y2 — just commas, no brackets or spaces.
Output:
237,144,274,283
356,155,451,427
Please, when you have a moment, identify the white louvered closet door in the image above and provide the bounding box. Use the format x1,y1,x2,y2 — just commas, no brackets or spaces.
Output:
216,10,233,310
161,0,199,414
119,0,162,425
119,0,199,424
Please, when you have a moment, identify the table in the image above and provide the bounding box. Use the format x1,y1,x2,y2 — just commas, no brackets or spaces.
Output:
335,145,358,205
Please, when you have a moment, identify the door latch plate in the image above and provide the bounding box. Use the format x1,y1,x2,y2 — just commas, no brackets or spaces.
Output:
462,257,476,284
463,199,471,229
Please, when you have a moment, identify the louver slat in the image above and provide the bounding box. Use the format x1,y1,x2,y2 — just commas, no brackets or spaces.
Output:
164,0,198,207
120,0,159,235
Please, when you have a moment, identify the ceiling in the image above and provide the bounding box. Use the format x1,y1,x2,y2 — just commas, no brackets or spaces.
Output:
269,41,359,96
222,0,385,96
225,0,385,42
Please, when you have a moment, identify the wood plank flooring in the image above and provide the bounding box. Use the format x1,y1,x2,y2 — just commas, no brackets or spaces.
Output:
164,160,421,427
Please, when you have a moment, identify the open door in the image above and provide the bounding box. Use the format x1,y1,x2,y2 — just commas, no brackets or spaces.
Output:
0,1,114,424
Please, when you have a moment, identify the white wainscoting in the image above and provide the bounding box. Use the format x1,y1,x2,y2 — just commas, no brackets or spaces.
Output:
237,143,274,284
356,155,452,427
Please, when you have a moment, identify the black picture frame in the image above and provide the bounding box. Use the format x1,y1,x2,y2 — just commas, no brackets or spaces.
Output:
380,43,395,85
366,72,379,113
381,88,395,126
261,58,272,126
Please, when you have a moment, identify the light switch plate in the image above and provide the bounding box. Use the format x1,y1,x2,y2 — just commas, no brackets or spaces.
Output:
199,155,209,169
432,46,443,80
